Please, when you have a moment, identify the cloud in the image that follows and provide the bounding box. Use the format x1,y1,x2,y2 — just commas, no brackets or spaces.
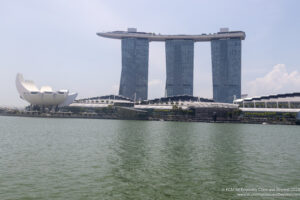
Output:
246,64,300,96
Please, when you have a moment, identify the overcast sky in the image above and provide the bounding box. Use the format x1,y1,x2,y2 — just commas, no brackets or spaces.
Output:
1,0,300,106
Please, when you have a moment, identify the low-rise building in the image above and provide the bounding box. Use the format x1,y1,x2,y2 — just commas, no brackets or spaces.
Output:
233,92,300,112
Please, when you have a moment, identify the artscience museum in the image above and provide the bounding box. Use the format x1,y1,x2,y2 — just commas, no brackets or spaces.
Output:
16,73,77,108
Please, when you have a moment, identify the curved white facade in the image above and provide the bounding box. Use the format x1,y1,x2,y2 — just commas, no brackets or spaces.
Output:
16,73,77,107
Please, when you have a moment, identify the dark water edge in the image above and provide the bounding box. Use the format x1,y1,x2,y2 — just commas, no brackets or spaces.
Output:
0,110,298,126
0,116,300,200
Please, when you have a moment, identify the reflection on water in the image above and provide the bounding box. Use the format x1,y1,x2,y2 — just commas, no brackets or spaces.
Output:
0,116,300,199
208,124,247,199
105,121,152,199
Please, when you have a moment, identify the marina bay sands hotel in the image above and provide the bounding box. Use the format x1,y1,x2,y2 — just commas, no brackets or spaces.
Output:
97,28,246,103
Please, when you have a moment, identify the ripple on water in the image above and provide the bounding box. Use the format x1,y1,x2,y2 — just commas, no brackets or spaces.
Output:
0,117,299,199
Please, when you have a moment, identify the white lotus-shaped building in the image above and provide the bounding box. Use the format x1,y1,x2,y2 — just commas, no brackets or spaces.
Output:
16,73,77,107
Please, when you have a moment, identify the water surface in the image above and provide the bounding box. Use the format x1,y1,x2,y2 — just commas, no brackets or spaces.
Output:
0,116,299,199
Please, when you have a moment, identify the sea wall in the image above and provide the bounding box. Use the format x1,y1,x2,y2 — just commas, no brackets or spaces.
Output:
1,106,299,125
241,111,297,125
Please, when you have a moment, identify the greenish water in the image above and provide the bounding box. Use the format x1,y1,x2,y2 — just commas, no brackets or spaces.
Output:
0,116,299,200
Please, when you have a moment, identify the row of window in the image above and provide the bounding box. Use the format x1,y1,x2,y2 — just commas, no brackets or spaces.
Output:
237,102,300,109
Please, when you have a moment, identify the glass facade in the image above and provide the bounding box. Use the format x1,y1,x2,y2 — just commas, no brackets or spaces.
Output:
211,38,241,103
165,40,194,97
119,38,149,100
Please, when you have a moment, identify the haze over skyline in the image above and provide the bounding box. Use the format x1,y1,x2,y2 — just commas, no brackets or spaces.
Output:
1,0,300,106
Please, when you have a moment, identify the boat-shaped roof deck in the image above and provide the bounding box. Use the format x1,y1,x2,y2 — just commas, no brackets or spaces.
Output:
97,28,246,42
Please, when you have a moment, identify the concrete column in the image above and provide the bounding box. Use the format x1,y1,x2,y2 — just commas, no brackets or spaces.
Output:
211,38,242,103
119,38,149,100
165,39,194,97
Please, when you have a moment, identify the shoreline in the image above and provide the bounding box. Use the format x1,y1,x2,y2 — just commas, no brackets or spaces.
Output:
1,109,298,126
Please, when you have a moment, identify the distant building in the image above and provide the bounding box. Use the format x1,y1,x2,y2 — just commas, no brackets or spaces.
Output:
233,92,300,111
211,38,242,103
136,95,237,110
69,94,237,110
119,38,149,100
16,73,77,108
71,95,134,108
165,40,194,96
141,95,213,105
97,28,246,103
